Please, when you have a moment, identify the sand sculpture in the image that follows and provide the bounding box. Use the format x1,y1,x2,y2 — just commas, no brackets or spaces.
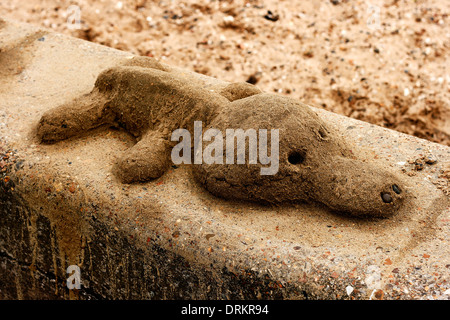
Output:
37,56,406,217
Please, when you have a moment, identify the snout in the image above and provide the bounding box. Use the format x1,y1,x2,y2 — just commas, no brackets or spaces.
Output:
312,157,407,217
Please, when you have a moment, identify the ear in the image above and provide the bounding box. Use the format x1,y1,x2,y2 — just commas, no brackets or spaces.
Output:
120,55,170,72
219,82,262,102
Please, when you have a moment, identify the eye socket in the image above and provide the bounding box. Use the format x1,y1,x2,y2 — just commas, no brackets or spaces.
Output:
288,151,306,165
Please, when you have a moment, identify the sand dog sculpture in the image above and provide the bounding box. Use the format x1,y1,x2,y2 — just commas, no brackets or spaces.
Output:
37,56,406,217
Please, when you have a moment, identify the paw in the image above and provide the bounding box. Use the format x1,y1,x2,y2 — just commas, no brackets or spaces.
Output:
113,132,171,183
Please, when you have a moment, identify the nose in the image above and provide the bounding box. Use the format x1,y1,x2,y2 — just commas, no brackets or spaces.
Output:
310,156,407,217
381,184,402,203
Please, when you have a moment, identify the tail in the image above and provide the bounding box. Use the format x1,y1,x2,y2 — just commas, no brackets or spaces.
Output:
37,88,114,143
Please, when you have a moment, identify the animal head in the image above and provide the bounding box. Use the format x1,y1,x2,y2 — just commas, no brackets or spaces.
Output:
194,93,406,217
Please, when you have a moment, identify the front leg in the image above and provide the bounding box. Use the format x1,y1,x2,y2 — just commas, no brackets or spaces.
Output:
113,131,172,183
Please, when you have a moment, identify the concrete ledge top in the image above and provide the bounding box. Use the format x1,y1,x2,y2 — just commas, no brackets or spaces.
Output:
0,18,449,300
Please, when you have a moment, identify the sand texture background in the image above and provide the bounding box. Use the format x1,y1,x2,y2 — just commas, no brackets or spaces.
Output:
1,0,448,146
